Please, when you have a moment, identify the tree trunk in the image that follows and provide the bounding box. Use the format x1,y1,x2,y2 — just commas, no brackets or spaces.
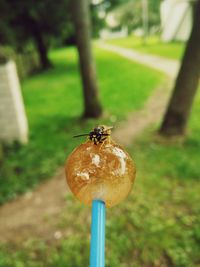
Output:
159,0,200,136
71,0,102,118
31,22,52,70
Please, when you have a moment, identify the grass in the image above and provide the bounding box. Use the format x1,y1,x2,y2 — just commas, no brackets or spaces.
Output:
0,45,200,266
107,35,186,60
0,91,200,267
0,46,164,204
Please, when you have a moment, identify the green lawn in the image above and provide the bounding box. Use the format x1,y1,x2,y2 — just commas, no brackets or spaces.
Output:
0,46,164,204
0,46,200,266
107,35,185,60
1,91,200,267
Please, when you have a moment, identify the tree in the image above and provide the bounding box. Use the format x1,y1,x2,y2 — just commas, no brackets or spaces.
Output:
90,2,106,38
15,14,52,69
0,0,15,46
105,0,161,33
159,0,200,136
71,0,102,119
0,0,71,70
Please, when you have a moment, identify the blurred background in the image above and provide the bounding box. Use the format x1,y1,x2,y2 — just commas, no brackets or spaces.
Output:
0,0,200,266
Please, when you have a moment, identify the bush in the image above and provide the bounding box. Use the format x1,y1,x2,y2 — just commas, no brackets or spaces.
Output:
15,51,40,79
0,46,15,64
0,45,40,79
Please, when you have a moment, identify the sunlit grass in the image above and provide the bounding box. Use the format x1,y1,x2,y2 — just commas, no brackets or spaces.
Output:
107,35,185,60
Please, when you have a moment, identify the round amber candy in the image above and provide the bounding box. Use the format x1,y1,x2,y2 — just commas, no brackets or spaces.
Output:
65,140,136,207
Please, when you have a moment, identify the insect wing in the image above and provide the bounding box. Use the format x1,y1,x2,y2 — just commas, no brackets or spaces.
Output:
73,133,89,138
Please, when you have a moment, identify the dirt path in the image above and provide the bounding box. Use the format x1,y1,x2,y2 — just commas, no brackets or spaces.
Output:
0,168,67,243
99,42,180,145
0,45,179,244
113,83,172,146
98,42,179,78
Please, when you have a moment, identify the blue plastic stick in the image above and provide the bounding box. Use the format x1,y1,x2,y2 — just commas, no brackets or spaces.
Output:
90,200,106,267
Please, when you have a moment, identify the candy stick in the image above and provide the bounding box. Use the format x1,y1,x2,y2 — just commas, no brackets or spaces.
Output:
90,200,106,267
65,126,136,266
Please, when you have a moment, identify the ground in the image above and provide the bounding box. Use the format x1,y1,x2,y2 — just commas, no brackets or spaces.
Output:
0,45,172,243
0,40,200,267
0,82,171,244
0,46,163,204
106,35,185,60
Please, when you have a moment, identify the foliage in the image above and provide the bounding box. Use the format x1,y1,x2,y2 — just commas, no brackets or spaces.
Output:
90,4,106,38
148,0,162,26
0,0,72,69
0,0,15,46
0,45,39,79
114,1,143,32
0,0,71,49
15,51,40,79
107,35,185,60
0,45,15,64
107,0,161,31
0,46,163,204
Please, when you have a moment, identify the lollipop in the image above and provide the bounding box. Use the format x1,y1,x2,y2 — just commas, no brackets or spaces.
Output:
65,126,136,267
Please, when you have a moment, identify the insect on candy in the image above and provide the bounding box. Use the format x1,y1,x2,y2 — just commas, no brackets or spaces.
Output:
73,125,113,145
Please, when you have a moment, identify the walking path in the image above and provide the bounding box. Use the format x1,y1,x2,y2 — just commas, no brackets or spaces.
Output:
98,42,180,78
0,44,180,244
0,168,67,243
99,42,180,145
113,83,172,146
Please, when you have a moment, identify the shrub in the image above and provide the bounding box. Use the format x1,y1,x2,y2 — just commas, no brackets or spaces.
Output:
0,46,15,64
0,45,40,79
